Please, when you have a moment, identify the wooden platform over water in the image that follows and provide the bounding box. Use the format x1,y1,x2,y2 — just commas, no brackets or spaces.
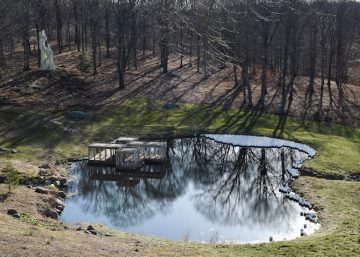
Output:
88,137,167,170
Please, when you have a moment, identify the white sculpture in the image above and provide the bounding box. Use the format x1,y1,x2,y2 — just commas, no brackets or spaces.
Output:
39,30,56,71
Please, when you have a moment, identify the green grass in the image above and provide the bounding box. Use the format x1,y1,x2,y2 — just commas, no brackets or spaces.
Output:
0,98,359,256
1,97,358,177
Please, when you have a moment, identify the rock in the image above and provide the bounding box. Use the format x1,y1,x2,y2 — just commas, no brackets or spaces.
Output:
32,176,45,185
39,163,51,169
56,191,67,199
84,230,90,234
279,183,291,194
76,226,82,231
53,198,65,212
54,208,63,215
288,168,299,178
45,209,59,219
163,103,179,109
104,233,111,237
300,229,307,237
13,214,21,219
54,198,64,206
35,187,49,194
7,209,18,216
49,177,58,183
11,149,18,154
0,97,10,105
0,147,10,152
87,225,95,231
60,178,67,186
89,230,97,235
304,212,319,223
44,180,52,186
54,181,61,187
65,111,86,121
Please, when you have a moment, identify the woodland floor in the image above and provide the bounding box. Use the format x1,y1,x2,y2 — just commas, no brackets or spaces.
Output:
1,47,359,127
0,47,359,256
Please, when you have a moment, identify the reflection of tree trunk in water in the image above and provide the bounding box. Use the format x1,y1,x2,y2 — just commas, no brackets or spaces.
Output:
257,149,270,197
281,148,286,182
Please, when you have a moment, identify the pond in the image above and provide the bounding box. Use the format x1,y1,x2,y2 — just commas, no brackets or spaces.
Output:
61,134,320,243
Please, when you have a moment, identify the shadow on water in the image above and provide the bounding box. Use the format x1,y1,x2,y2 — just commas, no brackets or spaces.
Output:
61,135,319,243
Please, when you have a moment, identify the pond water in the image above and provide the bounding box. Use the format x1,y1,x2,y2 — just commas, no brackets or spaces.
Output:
61,134,320,243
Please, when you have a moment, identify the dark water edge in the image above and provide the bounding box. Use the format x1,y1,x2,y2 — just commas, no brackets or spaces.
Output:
61,134,320,243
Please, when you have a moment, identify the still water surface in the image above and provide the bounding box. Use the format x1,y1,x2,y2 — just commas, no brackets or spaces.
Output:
61,135,319,243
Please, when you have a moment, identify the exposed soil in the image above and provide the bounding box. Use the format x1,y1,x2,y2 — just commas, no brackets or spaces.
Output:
1,47,359,127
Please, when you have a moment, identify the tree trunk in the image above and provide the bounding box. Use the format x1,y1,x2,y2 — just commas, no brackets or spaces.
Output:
91,8,97,75
233,65,238,87
242,56,252,107
319,38,326,118
67,21,71,50
55,0,63,54
197,35,201,73
327,40,334,109
307,24,317,97
132,20,137,69
189,31,193,67
279,16,290,117
152,17,156,57
142,19,146,56
0,40,6,78
105,7,111,57
23,0,31,71
180,19,184,68
117,7,126,89
74,0,80,51
36,24,41,67
259,24,269,109
98,35,102,67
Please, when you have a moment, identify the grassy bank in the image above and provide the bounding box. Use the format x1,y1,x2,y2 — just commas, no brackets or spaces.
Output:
1,98,359,177
0,97,359,256
0,177,358,257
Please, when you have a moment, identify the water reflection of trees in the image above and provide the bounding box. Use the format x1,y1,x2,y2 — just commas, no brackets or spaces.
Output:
67,137,308,229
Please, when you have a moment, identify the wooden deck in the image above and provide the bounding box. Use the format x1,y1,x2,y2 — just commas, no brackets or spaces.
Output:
88,138,167,170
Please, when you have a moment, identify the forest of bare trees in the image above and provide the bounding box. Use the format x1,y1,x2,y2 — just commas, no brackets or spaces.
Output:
0,0,359,122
